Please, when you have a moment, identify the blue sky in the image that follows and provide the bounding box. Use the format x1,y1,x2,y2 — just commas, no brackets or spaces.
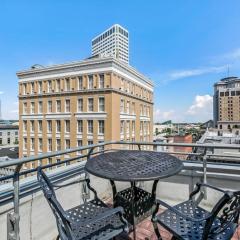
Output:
1,1,240,122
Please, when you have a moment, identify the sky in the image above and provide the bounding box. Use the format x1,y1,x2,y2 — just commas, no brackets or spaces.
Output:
1,0,240,122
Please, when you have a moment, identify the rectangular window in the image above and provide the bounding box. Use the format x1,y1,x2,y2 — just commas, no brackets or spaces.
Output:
56,139,61,151
65,139,70,149
88,98,94,112
56,100,61,112
38,101,43,113
120,99,124,113
23,102,27,114
31,82,34,94
98,141,104,152
23,121,27,132
38,82,42,93
126,101,130,114
99,74,104,88
31,102,35,114
38,120,42,132
65,99,70,112
48,139,52,151
78,98,83,112
120,121,124,134
132,102,135,114
88,120,93,134
88,140,93,146
39,138,42,151
88,75,93,89
65,120,70,133
56,120,61,133
31,138,34,150
78,76,83,90
47,120,52,133
132,121,135,134
98,120,104,134
77,140,82,154
98,97,105,112
77,120,83,133
121,79,124,90
48,100,52,113
65,78,70,91
23,138,27,150
23,83,27,94
30,120,34,132
126,121,130,134
56,79,61,92
47,80,52,92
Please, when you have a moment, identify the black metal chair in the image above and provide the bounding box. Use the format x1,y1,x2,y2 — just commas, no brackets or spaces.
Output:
37,167,128,240
152,182,240,240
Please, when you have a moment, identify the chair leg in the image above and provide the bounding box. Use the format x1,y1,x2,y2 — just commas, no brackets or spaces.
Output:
152,221,162,240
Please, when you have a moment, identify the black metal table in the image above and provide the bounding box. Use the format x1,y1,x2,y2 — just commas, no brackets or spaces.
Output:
85,150,183,239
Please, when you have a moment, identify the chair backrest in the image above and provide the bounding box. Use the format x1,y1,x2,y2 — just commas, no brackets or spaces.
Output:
37,167,73,240
204,191,240,238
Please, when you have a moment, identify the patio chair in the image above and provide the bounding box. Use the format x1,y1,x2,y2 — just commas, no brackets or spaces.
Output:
152,182,240,240
37,167,128,240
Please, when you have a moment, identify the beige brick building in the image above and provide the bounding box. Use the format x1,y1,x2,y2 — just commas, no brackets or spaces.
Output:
17,56,153,167
213,77,240,130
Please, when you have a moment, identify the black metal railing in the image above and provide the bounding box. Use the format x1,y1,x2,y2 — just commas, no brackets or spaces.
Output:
1,140,240,240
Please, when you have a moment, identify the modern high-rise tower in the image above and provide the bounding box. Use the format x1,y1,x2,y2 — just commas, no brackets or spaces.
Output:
91,24,129,64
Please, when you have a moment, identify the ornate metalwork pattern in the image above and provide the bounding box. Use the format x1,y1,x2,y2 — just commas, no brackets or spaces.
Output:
115,186,154,225
211,193,240,236
37,168,128,240
157,200,236,240
85,150,183,181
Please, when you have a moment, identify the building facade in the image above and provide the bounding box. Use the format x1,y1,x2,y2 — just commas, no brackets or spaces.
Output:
17,56,153,168
0,125,19,146
213,76,240,130
92,24,129,64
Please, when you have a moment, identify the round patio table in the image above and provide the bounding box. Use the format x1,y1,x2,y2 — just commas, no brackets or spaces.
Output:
85,150,183,240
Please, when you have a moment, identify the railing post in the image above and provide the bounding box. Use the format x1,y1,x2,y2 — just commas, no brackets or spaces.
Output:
7,164,22,240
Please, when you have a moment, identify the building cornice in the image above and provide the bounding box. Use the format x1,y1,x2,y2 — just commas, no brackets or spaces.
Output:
16,57,153,90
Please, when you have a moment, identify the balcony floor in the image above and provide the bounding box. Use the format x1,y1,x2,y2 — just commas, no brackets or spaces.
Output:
105,201,240,240
117,210,240,240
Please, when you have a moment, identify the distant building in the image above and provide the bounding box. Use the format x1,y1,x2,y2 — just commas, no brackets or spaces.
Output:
196,129,240,163
17,56,153,168
167,134,193,160
213,76,240,130
154,121,174,136
92,24,129,64
0,125,19,146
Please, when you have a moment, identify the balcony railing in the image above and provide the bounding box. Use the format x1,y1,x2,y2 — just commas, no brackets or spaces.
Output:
1,141,240,240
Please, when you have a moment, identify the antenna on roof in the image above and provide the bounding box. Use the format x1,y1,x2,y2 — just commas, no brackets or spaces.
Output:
227,65,230,77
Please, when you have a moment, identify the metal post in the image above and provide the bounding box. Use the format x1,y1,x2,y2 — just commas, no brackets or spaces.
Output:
7,164,22,240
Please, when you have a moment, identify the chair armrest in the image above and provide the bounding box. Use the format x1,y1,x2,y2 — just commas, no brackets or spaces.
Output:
189,182,228,199
156,199,211,222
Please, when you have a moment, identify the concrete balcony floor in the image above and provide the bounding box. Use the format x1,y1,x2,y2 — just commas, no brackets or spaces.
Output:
105,200,240,240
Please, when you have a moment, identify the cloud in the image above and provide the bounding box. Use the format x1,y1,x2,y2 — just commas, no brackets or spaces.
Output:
164,65,228,83
0,91,4,95
221,48,240,61
186,95,213,120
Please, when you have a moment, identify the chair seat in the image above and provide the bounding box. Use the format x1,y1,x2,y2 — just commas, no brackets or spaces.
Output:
157,200,236,240
66,199,125,240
